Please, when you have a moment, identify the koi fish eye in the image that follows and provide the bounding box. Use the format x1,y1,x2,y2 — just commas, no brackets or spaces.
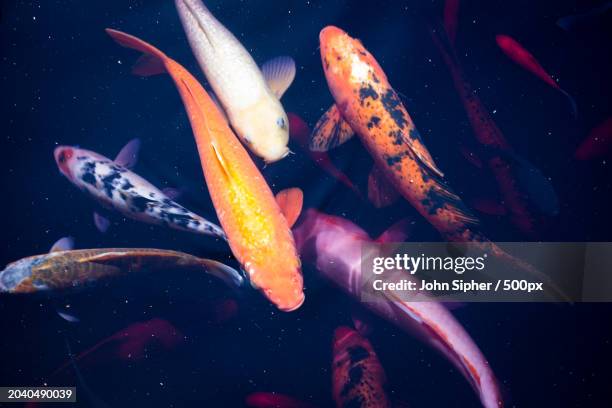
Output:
276,117,287,130
58,149,73,164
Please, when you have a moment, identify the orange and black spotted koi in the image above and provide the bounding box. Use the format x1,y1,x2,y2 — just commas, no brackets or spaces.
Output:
332,326,390,408
0,248,243,294
430,21,559,235
316,25,478,241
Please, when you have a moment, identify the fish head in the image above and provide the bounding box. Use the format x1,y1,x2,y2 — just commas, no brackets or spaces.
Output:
55,145,100,181
0,256,45,293
233,100,291,163
319,26,387,108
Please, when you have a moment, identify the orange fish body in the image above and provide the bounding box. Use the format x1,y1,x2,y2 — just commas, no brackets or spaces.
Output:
106,29,304,312
319,26,477,240
332,326,390,408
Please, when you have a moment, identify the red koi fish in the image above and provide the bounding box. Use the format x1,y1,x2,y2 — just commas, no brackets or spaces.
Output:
54,318,183,376
495,34,577,117
575,117,612,160
332,326,391,408
288,112,362,197
431,23,560,235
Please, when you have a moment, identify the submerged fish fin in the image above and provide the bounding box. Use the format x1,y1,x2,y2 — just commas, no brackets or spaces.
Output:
275,187,304,228
368,165,400,208
560,88,578,118
210,141,231,179
93,212,111,233
50,236,75,253
500,151,560,216
375,218,412,243
106,29,169,76
198,259,245,291
261,56,296,98
310,104,355,151
57,309,80,323
161,187,182,201
114,138,141,169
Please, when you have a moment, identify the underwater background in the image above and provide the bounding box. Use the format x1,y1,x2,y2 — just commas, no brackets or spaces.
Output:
1,0,612,406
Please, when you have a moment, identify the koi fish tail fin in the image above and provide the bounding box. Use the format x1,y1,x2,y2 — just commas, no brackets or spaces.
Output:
476,240,572,303
422,161,480,227
105,28,168,76
560,88,578,118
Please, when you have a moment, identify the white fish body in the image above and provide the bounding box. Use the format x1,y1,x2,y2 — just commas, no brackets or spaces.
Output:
54,143,225,238
175,0,295,162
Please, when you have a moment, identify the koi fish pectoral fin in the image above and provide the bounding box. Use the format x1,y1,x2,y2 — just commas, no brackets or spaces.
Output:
275,187,304,228
310,104,355,152
261,56,296,99
50,236,75,253
93,212,111,233
368,165,401,208
114,138,141,169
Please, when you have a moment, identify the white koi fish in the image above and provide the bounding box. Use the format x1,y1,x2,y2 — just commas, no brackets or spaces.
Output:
54,139,225,239
293,209,503,408
174,0,296,163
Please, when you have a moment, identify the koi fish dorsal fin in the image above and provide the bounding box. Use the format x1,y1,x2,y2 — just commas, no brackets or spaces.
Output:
275,188,304,228
261,56,296,98
114,138,141,169
368,165,400,208
49,237,75,253
105,29,168,76
310,104,355,151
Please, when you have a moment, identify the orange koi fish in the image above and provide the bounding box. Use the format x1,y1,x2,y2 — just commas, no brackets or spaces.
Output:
106,29,304,312
314,27,567,299
315,25,478,242
332,326,390,408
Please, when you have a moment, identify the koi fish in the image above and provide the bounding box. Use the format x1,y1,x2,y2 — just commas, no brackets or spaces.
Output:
175,0,295,163
293,209,503,408
444,0,460,46
430,26,560,234
246,392,317,408
54,139,225,238
332,326,391,408
106,29,304,311
575,117,612,160
315,25,479,242
0,236,244,294
495,34,577,117
52,318,183,377
288,112,362,197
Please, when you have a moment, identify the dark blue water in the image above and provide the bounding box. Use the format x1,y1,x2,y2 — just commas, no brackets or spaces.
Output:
1,0,611,407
